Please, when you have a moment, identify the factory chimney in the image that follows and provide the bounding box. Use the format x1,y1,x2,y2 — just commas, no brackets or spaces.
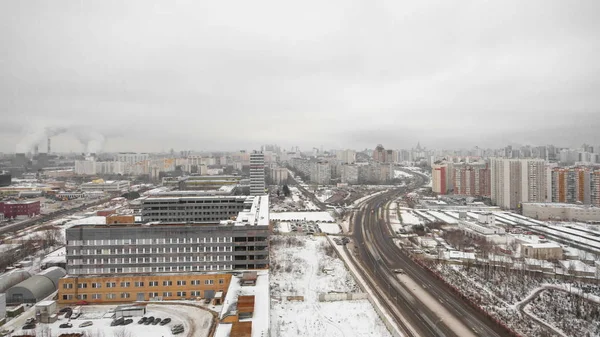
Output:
47,137,51,154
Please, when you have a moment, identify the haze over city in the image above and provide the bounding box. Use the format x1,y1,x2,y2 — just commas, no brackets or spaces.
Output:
2,0,600,153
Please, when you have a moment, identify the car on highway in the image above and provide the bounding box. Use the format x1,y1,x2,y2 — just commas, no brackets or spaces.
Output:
392,268,405,274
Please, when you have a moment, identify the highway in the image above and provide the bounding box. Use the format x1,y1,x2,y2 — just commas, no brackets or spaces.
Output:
351,185,511,337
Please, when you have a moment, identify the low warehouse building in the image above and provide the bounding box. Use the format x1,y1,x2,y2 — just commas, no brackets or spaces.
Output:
0,269,32,293
5,267,66,304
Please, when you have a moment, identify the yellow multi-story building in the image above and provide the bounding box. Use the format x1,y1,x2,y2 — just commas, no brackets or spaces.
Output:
58,273,232,304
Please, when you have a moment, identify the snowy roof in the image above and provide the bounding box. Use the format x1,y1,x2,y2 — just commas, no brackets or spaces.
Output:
216,270,269,337
270,211,334,222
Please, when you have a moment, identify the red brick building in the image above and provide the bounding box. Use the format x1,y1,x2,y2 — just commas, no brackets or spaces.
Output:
0,200,41,219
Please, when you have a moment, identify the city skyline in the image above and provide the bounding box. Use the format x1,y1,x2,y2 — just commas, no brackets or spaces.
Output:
2,0,600,152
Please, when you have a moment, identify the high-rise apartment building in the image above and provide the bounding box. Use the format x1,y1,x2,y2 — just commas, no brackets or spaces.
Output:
336,150,356,164
432,163,448,195
592,170,600,207
310,162,331,185
373,144,386,162
341,165,358,184
490,158,548,209
551,167,592,204
453,162,490,197
250,151,266,195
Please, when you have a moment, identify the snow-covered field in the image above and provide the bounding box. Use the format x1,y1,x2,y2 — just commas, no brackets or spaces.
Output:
270,236,391,337
270,211,334,222
434,263,600,337
6,304,212,337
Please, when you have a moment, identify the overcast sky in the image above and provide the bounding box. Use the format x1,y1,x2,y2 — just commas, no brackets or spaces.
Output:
1,0,599,153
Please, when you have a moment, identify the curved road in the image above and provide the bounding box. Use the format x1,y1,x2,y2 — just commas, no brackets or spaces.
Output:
352,187,511,337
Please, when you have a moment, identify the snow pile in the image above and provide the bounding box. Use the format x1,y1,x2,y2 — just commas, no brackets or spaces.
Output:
270,236,391,337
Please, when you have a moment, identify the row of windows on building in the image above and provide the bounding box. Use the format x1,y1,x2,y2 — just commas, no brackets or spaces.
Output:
68,237,233,246
69,245,235,256
62,290,209,301
143,211,237,216
145,205,241,210
71,264,234,274
64,279,224,289
69,254,235,265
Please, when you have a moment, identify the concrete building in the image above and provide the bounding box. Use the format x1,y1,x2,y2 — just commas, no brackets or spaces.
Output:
458,213,505,239
551,167,598,205
270,167,288,185
372,144,386,162
67,196,270,275
116,152,150,165
453,162,490,197
490,158,548,209
250,151,266,196
593,170,600,207
81,180,131,193
0,200,41,219
336,150,356,164
141,195,251,223
521,242,563,260
310,162,331,185
340,165,358,184
522,203,600,221
59,273,232,304
0,171,11,187
432,163,448,195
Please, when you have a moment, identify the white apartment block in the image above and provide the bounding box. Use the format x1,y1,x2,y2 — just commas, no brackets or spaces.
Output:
336,150,356,165
310,162,331,185
490,158,548,209
250,151,266,195
341,165,358,184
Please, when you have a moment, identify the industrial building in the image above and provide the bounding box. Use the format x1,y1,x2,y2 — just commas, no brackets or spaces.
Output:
522,203,600,222
0,200,41,219
141,195,251,223
0,269,31,293
80,180,130,193
58,273,232,304
66,196,270,275
0,171,11,187
250,151,266,195
5,267,66,304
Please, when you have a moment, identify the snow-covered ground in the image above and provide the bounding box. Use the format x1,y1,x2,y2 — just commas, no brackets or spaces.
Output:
270,212,334,222
393,170,413,178
434,262,600,337
270,236,391,337
6,304,212,337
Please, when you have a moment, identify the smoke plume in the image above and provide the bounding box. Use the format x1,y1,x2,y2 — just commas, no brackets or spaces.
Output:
15,125,105,154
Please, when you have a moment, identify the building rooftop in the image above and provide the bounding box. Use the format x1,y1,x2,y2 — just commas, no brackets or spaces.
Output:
523,202,600,209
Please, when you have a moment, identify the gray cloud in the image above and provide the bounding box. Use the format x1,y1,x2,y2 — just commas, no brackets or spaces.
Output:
1,0,599,153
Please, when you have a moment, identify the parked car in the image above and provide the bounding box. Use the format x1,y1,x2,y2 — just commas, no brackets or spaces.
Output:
79,321,93,328
144,316,154,325
171,324,184,335
70,312,82,319
151,318,161,325
25,318,36,325
138,317,147,324
65,311,73,319
59,323,73,329
159,318,171,326
59,307,72,314
22,324,36,330
110,317,124,326
123,319,133,325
